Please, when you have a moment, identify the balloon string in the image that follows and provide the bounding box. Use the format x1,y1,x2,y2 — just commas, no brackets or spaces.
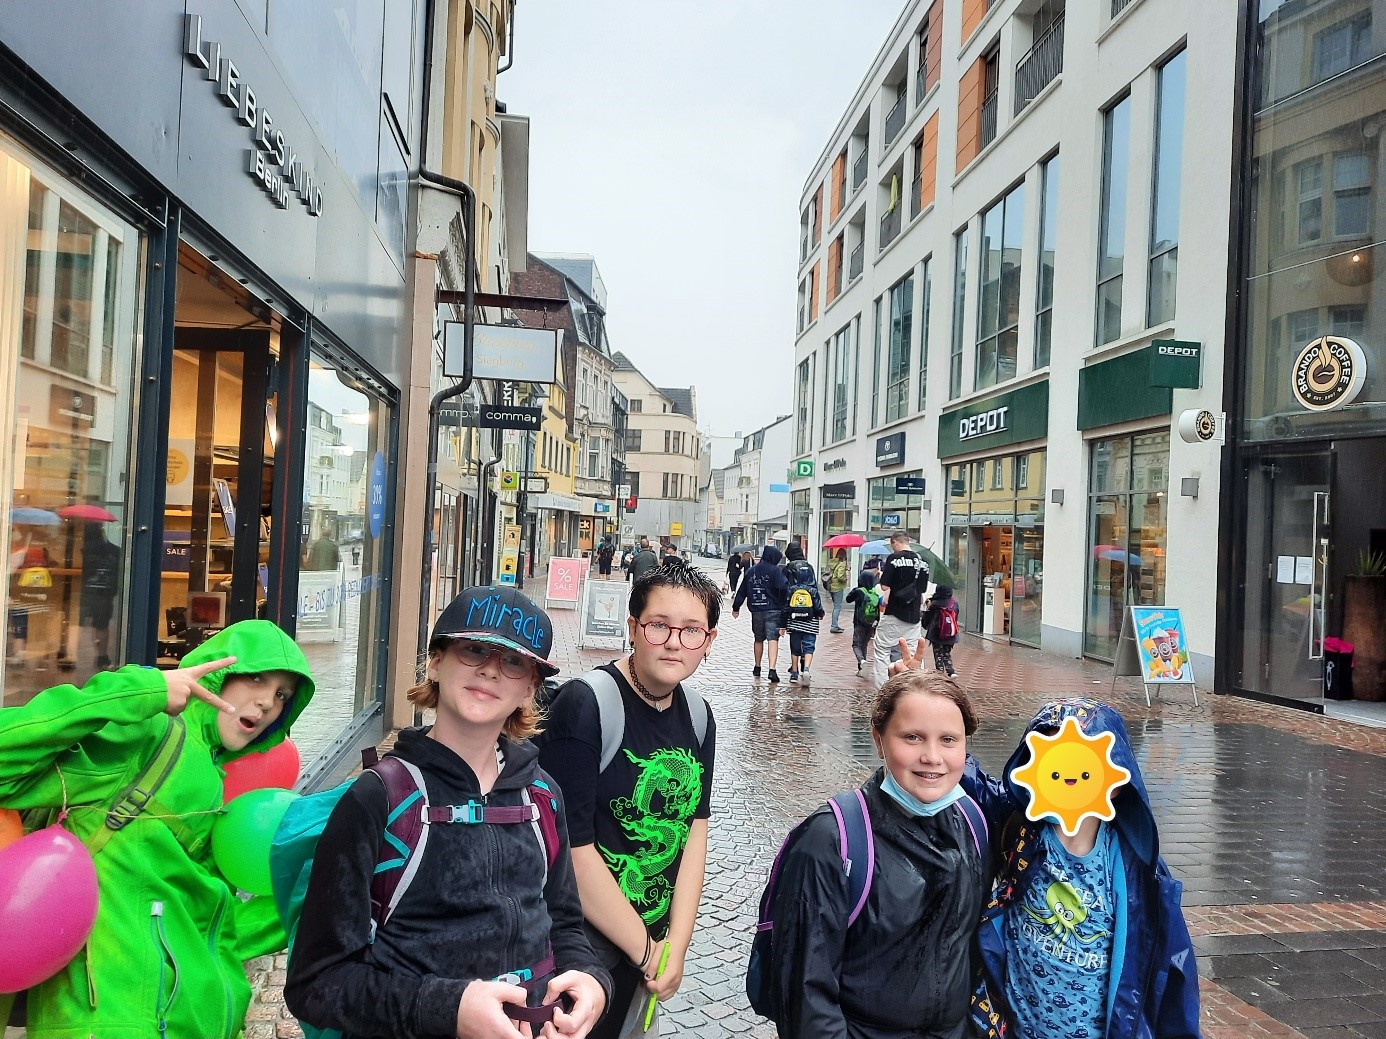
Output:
55,762,69,823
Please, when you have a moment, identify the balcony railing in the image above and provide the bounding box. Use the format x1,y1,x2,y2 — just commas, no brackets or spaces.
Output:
884,94,906,145
910,175,923,219
880,206,902,251
852,149,868,191
848,241,864,281
1014,14,1065,115
980,91,998,149
1111,0,1136,15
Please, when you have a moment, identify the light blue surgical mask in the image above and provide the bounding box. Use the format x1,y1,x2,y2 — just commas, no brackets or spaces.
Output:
880,769,966,817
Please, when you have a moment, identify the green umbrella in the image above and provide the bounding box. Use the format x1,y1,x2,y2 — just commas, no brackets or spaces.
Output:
862,536,955,587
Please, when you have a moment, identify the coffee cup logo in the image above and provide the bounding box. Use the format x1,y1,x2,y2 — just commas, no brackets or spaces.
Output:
1291,336,1366,412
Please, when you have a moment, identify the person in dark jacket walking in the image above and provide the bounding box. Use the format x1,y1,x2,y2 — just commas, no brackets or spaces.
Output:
732,545,790,682
844,570,881,674
727,552,745,595
922,585,960,677
764,671,986,1038
960,697,1200,1039
627,538,659,584
285,586,610,1039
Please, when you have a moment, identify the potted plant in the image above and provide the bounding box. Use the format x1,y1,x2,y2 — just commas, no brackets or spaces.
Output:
1343,550,1386,701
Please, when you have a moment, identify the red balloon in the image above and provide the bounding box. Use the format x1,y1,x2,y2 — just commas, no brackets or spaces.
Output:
222,738,301,803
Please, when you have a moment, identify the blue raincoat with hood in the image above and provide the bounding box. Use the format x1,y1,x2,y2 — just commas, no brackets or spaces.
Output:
961,699,1201,1039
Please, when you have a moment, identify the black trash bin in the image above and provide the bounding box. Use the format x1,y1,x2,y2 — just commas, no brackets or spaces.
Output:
1324,637,1355,700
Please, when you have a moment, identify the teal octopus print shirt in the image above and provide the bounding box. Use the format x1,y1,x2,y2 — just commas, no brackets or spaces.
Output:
1004,823,1117,1039
536,664,716,937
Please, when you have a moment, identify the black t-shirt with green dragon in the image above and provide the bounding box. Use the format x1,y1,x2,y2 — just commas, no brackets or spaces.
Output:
536,663,716,943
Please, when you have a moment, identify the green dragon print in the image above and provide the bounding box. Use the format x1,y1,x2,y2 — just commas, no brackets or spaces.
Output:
1022,880,1109,945
600,746,704,926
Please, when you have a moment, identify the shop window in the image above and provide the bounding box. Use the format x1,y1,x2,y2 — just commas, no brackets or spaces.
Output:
2,138,143,706
295,354,394,763
1085,431,1169,660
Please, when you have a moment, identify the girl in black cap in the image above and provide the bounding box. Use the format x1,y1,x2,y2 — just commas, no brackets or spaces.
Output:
285,585,611,1039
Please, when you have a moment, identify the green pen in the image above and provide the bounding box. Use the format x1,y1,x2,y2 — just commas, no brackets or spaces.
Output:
642,943,671,1032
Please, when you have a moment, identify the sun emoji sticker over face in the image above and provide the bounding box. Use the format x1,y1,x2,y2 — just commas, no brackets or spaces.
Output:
1010,716,1132,837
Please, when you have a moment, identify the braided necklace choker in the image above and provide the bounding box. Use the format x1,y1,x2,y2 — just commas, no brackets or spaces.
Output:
628,656,675,705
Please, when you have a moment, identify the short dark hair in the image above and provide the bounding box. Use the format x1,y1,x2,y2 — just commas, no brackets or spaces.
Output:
629,559,721,628
889,531,911,545
871,671,977,736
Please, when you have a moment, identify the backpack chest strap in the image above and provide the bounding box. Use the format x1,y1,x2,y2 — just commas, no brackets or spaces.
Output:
423,801,539,826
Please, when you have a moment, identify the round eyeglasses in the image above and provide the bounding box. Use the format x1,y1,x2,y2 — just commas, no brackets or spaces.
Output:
448,639,534,679
636,621,711,650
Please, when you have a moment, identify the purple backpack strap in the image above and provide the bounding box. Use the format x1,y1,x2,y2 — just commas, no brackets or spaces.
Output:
955,794,989,860
826,789,875,928
365,755,430,937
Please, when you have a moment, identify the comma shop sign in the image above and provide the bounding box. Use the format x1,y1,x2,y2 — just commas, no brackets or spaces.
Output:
184,15,324,216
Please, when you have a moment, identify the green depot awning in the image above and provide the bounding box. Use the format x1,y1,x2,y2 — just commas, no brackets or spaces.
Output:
937,380,1049,459
1077,344,1174,430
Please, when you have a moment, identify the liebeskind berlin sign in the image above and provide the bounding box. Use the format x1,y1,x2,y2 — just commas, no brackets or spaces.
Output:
184,14,324,216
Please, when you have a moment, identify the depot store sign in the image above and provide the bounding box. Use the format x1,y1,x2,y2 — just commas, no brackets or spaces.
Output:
937,380,1049,459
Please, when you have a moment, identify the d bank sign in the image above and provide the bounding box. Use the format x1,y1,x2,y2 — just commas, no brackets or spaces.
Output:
184,15,324,217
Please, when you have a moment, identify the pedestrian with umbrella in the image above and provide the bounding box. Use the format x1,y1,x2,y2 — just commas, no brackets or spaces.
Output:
821,533,863,633
872,532,931,688
726,550,746,595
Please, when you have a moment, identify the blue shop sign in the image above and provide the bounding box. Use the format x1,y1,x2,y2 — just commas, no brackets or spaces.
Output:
368,451,387,538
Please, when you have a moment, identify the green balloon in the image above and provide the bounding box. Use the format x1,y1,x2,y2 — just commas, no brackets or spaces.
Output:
212,788,297,895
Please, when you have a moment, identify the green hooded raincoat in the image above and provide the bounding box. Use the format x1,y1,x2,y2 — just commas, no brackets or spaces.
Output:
0,620,315,1039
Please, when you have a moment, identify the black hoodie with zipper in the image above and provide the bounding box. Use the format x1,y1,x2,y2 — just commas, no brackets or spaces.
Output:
284,727,612,1039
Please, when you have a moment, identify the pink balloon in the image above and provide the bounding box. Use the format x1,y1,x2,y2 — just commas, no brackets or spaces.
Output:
222,738,301,803
0,825,99,992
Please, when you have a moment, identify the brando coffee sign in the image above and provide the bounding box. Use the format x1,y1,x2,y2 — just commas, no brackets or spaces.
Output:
184,14,325,217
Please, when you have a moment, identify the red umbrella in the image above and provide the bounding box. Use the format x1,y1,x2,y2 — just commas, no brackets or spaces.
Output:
823,532,866,549
58,504,117,523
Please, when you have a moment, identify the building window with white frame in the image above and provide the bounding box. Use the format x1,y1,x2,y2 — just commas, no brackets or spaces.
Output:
885,273,914,423
917,259,932,411
871,297,883,426
1097,94,1132,346
796,356,813,454
831,322,853,442
1147,50,1186,327
976,181,1025,390
1333,152,1372,238
850,315,861,435
1036,154,1059,367
949,229,967,398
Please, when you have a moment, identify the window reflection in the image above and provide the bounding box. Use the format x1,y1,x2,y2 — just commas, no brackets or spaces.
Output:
294,357,393,765
1,137,142,705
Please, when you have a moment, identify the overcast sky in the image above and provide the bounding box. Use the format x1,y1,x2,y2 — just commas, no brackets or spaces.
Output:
502,1,905,457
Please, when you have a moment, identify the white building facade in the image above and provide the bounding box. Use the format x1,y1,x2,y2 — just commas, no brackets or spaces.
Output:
794,0,1237,675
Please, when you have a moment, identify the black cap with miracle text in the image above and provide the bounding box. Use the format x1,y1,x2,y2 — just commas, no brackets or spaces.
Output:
429,585,560,677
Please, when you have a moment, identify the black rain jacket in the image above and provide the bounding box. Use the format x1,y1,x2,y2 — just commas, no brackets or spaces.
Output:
284,727,612,1039
767,771,986,1039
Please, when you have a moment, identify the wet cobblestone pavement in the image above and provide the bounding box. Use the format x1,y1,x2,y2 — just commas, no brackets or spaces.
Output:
243,565,1386,1038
